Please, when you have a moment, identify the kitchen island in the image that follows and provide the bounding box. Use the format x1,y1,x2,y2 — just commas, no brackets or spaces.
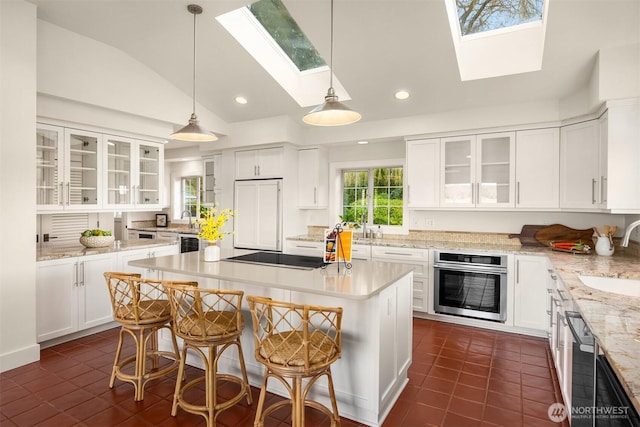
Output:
129,251,414,427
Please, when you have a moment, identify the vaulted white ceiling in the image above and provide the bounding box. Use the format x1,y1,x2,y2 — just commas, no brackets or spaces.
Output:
29,0,640,131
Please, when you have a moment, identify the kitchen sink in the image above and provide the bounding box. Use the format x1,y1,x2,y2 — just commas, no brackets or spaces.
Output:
578,275,640,297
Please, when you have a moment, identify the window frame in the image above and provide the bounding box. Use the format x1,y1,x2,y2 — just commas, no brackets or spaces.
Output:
330,158,408,235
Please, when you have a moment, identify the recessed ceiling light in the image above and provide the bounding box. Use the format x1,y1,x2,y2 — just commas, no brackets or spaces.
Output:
235,96,248,105
357,140,368,145
395,90,410,100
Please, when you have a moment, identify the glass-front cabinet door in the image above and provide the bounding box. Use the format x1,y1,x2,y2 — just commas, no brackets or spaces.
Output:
64,129,102,210
441,136,475,207
136,143,161,206
104,136,133,208
476,132,515,208
36,124,64,210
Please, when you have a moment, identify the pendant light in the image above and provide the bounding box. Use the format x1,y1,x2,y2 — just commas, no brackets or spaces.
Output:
171,4,217,142
303,0,361,126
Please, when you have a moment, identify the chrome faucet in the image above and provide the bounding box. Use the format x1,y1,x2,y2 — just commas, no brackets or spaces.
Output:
621,219,640,247
180,210,193,229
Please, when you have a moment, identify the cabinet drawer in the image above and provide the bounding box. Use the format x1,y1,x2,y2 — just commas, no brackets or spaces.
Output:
286,241,323,257
371,246,429,262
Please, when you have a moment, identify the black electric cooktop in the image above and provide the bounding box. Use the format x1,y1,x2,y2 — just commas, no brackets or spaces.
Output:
224,251,326,270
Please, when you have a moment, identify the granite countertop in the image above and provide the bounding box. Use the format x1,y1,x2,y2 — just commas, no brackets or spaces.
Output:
547,251,640,413
37,238,179,261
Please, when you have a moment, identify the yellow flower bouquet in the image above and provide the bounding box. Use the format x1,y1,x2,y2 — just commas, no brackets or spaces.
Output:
196,206,236,242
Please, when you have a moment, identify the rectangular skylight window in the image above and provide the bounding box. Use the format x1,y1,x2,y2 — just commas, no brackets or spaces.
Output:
217,0,352,107
456,0,544,36
247,0,326,72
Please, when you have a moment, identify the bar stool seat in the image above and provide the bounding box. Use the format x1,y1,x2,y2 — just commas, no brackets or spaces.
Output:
104,273,188,401
164,283,252,427
247,296,343,427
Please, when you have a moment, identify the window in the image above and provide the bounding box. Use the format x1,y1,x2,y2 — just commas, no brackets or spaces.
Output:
342,167,403,226
456,0,544,36
181,176,201,218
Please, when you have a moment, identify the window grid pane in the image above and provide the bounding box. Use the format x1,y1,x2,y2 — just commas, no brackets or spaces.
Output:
343,167,403,227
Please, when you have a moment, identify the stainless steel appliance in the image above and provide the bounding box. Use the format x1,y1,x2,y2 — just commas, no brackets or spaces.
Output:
433,251,508,322
566,310,640,427
178,233,199,253
137,231,157,239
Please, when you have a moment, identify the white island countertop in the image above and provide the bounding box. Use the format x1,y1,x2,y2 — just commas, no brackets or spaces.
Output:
129,250,414,300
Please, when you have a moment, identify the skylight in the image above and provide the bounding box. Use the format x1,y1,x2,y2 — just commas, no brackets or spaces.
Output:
247,0,325,72
444,0,550,81
456,0,544,36
217,0,352,108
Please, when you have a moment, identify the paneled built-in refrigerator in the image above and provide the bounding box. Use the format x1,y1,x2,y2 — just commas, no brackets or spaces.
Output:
233,179,282,251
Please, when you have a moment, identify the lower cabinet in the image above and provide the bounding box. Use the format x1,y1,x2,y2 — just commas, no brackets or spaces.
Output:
513,254,549,331
36,252,115,342
371,246,429,312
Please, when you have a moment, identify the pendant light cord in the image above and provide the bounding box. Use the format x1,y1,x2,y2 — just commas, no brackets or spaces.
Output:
329,0,334,91
192,9,197,115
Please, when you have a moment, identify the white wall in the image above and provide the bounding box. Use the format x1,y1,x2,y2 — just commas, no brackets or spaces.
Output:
598,43,640,102
36,20,227,138
0,0,40,372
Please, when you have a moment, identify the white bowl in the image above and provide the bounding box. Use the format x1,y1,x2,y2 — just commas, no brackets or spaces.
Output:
80,235,115,248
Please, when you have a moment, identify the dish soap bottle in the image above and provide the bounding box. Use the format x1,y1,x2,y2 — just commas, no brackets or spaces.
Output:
375,226,383,240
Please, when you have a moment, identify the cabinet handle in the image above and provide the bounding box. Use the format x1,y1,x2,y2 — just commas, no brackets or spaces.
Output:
516,259,520,283
79,261,85,286
59,182,64,205
592,178,597,204
66,182,71,206
516,182,520,205
558,289,569,301
296,244,318,249
407,185,411,204
74,262,79,287
601,176,607,203
383,251,413,256
313,187,317,205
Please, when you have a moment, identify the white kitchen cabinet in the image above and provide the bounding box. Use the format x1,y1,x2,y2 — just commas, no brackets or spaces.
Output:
559,120,602,210
36,252,115,342
515,128,560,209
371,246,429,312
513,254,548,331
285,240,323,257
202,154,221,205
297,148,328,208
235,147,283,179
440,132,515,208
234,179,282,251
103,135,163,210
406,138,440,208
36,126,103,213
599,98,640,213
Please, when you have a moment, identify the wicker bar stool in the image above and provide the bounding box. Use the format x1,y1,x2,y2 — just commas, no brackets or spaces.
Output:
104,273,188,401
247,296,343,427
163,283,252,427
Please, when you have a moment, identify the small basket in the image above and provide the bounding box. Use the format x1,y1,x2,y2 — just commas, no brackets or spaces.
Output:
80,235,115,248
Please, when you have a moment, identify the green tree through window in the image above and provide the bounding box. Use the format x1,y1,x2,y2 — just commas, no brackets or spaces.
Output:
342,167,403,226
456,0,543,36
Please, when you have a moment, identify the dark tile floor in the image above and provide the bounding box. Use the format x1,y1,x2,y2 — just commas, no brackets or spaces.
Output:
0,318,568,426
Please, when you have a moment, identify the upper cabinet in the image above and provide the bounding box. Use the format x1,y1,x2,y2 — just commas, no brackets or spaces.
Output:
559,120,602,210
515,128,560,210
440,132,515,209
235,147,283,180
103,135,163,210
297,147,328,209
406,138,440,208
202,154,221,206
36,124,103,212
36,122,164,213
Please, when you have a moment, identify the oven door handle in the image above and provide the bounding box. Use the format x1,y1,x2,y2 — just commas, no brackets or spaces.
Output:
433,263,507,275
565,310,595,353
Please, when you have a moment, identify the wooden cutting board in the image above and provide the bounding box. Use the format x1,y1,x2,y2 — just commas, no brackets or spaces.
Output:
508,225,546,246
534,224,595,247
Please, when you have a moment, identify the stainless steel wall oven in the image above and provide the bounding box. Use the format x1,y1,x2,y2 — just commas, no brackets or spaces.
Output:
433,251,508,322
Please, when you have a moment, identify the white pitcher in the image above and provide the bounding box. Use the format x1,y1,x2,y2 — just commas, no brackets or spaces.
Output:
595,236,615,256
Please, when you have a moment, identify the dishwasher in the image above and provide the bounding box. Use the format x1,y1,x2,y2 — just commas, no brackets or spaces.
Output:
566,310,640,426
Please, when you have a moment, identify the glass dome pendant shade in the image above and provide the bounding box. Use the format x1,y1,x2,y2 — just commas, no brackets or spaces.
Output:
171,4,217,142
303,0,361,126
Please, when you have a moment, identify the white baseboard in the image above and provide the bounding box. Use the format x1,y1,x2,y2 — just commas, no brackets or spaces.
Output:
0,343,40,373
